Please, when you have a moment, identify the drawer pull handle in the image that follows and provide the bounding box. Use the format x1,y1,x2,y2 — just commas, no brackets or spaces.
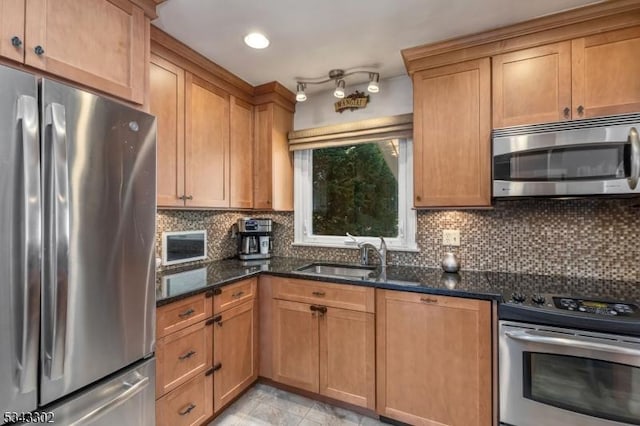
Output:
213,315,222,326
310,305,327,316
312,291,325,297
178,308,195,318
213,362,222,372
420,297,438,304
178,350,196,361
232,291,245,298
179,403,196,416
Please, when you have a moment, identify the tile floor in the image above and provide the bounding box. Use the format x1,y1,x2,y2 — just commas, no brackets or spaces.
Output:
209,383,386,426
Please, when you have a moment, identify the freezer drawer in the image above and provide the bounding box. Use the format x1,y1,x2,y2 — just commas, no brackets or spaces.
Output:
41,357,155,426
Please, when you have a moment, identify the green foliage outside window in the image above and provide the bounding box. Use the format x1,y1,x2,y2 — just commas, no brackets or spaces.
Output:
312,142,399,237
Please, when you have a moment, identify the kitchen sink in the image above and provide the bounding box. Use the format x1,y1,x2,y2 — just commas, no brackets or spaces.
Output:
295,263,378,279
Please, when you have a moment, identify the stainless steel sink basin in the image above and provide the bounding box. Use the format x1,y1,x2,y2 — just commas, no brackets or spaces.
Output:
296,263,377,279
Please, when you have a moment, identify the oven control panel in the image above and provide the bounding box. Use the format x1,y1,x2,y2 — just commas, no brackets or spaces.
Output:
553,297,638,317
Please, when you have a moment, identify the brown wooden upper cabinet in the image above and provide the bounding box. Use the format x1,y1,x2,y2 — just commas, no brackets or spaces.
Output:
376,290,492,426
493,27,640,127
185,73,230,208
2,0,147,104
0,0,25,63
413,58,491,208
492,42,572,128
151,54,255,209
254,103,294,211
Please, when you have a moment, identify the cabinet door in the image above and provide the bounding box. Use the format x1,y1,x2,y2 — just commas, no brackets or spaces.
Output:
572,27,640,119
493,42,571,127
253,104,273,209
150,55,185,207
413,58,491,207
253,103,294,211
230,96,254,209
0,0,24,63
25,0,146,103
319,308,375,409
376,290,492,426
184,73,230,208
272,299,319,393
213,300,258,412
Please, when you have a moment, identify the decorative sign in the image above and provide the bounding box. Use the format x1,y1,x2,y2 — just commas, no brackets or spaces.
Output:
334,91,369,113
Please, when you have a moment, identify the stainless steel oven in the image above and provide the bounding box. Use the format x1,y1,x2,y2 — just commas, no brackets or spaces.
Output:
493,113,640,197
500,321,640,426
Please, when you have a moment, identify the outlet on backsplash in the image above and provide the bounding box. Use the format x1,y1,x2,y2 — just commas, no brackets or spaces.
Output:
442,230,461,246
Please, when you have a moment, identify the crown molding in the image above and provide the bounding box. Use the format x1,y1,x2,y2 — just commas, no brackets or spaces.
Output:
253,82,296,112
402,0,640,73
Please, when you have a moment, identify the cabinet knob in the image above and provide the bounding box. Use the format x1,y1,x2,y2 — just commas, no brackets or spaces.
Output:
416,195,421,202
563,107,570,118
11,36,22,48
577,105,584,117
34,45,44,56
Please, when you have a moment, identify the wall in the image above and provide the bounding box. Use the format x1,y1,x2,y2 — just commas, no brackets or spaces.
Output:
293,75,413,130
157,198,640,281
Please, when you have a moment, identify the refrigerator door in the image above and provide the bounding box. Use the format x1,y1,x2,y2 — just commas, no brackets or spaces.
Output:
40,79,157,405
43,357,155,426
0,65,40,416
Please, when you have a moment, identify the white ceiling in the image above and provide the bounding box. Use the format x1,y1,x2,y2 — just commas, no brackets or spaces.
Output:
154,0,600,94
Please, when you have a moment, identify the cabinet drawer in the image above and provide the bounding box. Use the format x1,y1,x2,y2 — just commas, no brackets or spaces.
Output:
156,320,213,397
156,370,213,426
214,278,257,313
273,278,374,313
157,292,213,338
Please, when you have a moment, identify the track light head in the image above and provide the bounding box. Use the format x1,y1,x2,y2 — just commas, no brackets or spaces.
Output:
367,73,380,93
296,83,307,102
334,79,346,99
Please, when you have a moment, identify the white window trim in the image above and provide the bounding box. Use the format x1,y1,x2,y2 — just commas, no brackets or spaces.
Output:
293,139,418,252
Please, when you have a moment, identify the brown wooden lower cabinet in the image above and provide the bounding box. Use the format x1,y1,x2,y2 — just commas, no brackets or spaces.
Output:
156,370,214,426
213,299,258,412
272,299,320,393
376,289,492,426
271,278,376,409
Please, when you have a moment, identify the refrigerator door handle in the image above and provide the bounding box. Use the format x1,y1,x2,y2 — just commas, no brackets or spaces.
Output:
16,95,40,394
68,373,150,426
43,102,69,380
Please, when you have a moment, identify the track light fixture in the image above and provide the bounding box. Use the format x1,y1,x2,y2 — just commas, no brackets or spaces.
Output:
295,69,380,102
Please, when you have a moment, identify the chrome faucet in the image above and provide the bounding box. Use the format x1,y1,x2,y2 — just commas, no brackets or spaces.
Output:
358,237,387,268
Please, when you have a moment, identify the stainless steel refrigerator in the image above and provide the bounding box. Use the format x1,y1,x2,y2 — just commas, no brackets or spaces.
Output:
0,64,156,425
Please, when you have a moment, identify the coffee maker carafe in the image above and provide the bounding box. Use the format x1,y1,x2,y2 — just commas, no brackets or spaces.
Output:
236,218,272,260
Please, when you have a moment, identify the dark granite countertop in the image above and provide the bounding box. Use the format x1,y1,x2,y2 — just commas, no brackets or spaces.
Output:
156,256,640,307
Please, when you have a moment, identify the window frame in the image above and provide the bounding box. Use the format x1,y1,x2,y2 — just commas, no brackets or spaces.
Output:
293,138,418,251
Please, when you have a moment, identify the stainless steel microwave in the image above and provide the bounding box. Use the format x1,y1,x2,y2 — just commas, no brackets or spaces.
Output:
161,230,207,266
493,114,640,198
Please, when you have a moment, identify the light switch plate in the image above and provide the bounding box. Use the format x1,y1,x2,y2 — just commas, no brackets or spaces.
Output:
442,230,460,246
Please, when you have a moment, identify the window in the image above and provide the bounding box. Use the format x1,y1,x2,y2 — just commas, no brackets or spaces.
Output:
294,139,417,251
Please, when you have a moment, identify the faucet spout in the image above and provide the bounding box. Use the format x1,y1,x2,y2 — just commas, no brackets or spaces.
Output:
357,237,387,268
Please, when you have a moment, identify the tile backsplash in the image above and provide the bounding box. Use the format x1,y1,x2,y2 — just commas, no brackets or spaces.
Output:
157,198,640,281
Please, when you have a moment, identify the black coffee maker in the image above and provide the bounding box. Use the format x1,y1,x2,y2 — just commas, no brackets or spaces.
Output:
235,218,272,260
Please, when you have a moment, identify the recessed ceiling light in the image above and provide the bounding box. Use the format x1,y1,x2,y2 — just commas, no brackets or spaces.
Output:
244,32,270,49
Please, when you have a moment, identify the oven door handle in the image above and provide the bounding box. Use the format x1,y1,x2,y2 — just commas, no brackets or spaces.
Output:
505,330,640,357
628,127,639,190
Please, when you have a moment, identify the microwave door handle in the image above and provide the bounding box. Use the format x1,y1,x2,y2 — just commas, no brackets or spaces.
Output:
43,103,69,380
15,95,40,393
505,329,640,357
628,127,639,190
